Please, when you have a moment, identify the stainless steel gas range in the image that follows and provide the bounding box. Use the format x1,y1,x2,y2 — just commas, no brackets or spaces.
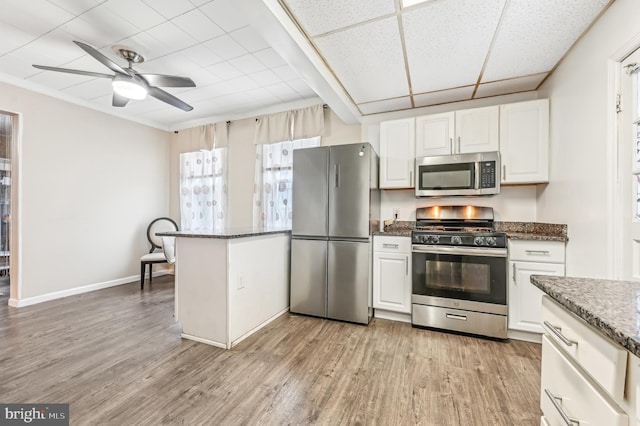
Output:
411,206,508,339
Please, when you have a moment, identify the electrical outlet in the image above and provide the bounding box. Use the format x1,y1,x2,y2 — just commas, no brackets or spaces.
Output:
393,208,400,220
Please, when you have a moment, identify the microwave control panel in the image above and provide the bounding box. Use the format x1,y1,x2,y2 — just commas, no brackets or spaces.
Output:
479,161,496,189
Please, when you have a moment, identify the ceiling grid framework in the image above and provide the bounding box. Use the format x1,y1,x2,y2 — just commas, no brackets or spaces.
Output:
0,0,617,128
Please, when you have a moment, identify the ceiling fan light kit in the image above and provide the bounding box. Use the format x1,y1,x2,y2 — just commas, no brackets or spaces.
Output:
32,40,196,112
112,75,147,100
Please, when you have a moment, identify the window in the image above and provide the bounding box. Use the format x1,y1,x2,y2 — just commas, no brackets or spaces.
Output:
253,137,321,229
180,148,227,232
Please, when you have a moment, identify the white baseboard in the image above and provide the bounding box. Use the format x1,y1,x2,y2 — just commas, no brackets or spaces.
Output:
231,307,289,348
508,329,542,344
373,309,412,323
8,270,172,308
181,333,228,349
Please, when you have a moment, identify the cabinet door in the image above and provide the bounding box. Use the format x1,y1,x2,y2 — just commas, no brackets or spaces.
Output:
380,118,415,188
509,261,565,333
500,99,549,184
455,106,499,154
415,112,455,156
373,252,411,313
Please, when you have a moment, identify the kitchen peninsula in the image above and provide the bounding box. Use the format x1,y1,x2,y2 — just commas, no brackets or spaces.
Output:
158,228,291,349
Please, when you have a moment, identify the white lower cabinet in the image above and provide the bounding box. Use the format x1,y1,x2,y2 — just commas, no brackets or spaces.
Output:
372,236,412,318
508,240,565,335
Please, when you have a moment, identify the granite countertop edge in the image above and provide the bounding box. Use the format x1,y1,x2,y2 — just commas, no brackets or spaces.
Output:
157,229,291,239
531,275,640,357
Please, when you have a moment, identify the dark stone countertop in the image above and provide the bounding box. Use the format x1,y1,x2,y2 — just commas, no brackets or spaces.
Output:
157,228,291,239
531,275,640,358
372,220,567,241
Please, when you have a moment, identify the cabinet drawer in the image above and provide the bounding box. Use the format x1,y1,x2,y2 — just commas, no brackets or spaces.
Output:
373,236,411,253
508,240,565,263
542,296,627,400
541,335,627,426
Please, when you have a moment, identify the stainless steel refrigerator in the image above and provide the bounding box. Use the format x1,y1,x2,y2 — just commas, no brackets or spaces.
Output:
290,143,380,325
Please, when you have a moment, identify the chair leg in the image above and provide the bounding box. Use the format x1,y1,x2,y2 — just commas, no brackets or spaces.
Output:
141,263,145,290
149,264,153,284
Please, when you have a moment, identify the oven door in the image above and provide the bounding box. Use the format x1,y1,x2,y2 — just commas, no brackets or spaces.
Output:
412,245,507,306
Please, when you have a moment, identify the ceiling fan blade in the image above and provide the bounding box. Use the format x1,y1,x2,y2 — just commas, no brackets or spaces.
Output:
73,40,128,75
148,86,193,112
138,74,196,88
32,64,113,79
112,92,129,107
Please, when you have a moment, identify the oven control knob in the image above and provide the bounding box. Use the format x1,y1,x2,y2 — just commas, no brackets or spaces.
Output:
474,236,486,246
421,235,430,244
430,235,440,244
451,236,462,245
486,236,497,246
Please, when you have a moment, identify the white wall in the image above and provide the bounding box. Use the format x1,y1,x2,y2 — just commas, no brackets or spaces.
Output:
537,0,640,278
0,82,170,301
361,92,540,224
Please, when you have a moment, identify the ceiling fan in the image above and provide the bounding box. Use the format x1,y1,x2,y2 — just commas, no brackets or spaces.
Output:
33,41,196,111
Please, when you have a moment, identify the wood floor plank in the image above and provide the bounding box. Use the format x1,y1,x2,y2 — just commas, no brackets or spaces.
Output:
0,277,541,425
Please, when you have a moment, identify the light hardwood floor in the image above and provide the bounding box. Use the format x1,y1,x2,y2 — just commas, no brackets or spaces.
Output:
0,276,541,425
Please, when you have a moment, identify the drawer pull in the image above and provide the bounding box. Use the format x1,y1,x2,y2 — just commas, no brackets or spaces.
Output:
525,250,550,255
446,313,467,321
382,243,399,249
543,321,577,347
544,388,580,425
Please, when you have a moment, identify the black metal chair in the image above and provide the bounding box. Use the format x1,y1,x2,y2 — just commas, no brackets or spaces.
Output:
140,217,178,289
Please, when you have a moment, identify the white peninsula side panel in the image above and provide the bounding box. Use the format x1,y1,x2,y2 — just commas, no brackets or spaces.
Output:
228,234,290,345
174,231,290,349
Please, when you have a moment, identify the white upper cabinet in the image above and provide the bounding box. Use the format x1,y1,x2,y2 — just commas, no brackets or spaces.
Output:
380,117,415,188
415,106,499,157
415,112,455,156
455,105,500,154
499,99,549,184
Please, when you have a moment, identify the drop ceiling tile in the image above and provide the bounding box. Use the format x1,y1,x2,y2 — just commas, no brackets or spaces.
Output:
203,35,247,61
28,68,97,89
225,75,260,92
403,0,505,94
110,32,173,60
199,0,249,33
249,69,282,86
483,0,610,81
0,53,43,79
189,0,210,6
253,48,287,69
401,0,436,7
172,8,225,42
144,22,198,54
286,79,317,97
181,44,223,68
0,0,75,35
271,65,299,82
475,73,547,98
140,0,195,19
229,27,270,53
178,85,223,103
104,0,166,31
358,97,412,115
413,86,474,107
265,82,301,102
0,23,39,56
20,30,83,66
47,0,106,16
314,16,408,104
183,67,223,86
228,54,267,74
54,52,112,74
283,0,395,37
207,61,243,80
62,5,141,47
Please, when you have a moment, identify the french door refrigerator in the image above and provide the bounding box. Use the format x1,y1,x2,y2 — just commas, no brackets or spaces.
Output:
290,143,380,325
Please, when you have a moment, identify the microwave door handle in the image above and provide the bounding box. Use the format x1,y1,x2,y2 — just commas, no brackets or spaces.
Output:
474,162,480,189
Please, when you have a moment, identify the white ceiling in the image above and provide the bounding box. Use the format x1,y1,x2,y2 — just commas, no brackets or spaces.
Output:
0,0,615,130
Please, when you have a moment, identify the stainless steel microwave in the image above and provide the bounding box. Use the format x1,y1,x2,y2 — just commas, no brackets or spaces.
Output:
415,151,501,197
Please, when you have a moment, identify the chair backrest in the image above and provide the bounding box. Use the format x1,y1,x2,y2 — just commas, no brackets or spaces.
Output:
162,236,176,264
147,217,179,252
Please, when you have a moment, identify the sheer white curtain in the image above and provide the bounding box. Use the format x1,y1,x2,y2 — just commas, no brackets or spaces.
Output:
253,137,320,229
180,148,227,232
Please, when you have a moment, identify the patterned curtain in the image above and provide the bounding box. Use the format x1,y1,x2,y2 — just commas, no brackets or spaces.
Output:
180,148,227,232
253,137,321,229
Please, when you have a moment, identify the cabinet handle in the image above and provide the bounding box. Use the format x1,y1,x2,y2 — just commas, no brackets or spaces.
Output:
409,170,413,186
457,136,461,153
405,257,408,275
544,389,580,425
525,250,550,255
446,313,467,321
502,164,506,180
512,263,517,283
382,243,399,249
450,137,453,153
543,321,577,347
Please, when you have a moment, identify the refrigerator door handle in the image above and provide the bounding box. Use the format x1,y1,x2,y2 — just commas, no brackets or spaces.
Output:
334,163,340,187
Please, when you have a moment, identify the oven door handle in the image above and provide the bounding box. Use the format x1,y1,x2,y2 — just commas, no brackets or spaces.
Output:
411,245,507,258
